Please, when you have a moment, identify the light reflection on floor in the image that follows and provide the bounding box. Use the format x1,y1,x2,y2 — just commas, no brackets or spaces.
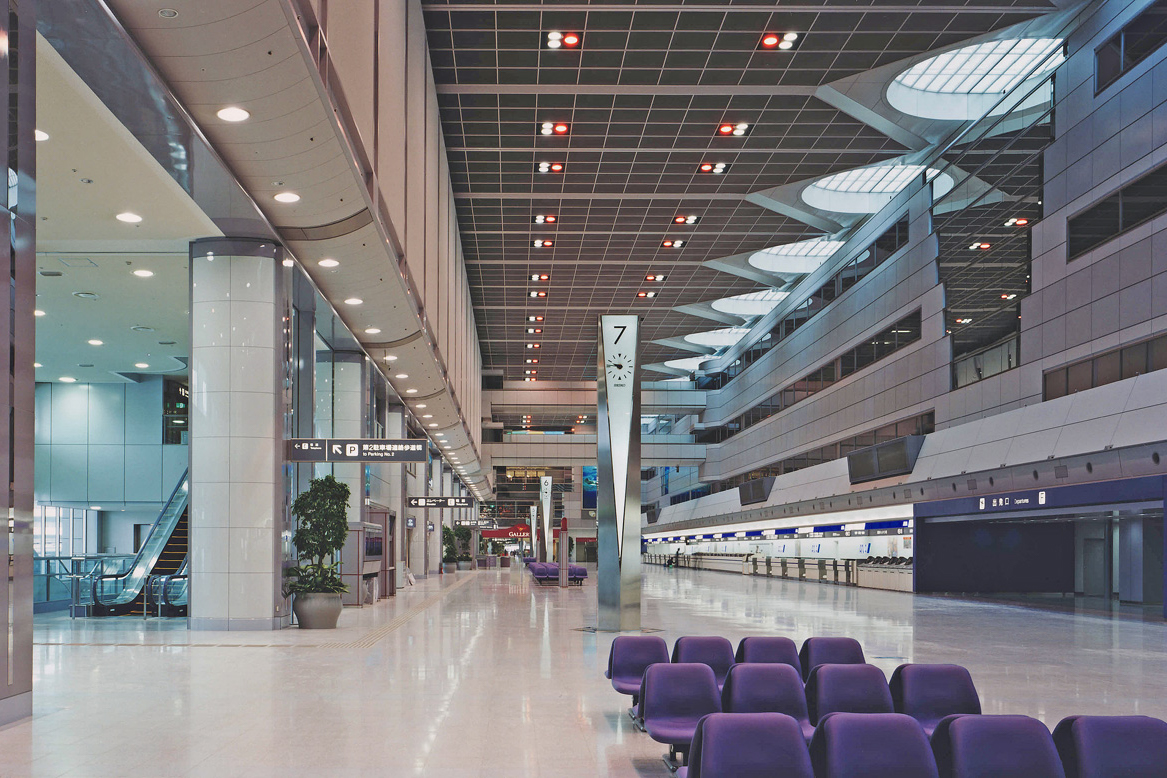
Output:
0,565,1164,776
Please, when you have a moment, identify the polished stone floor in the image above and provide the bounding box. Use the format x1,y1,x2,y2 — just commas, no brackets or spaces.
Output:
1,565,1165,776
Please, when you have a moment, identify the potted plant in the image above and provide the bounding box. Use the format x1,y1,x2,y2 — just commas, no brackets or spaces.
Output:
441,526,458,574
455,525,473,570
284,474,350,629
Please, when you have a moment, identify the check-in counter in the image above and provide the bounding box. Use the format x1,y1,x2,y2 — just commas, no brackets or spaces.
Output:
856,561,914,592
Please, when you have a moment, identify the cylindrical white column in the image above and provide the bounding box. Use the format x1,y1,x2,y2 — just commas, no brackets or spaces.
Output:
188,238,288,631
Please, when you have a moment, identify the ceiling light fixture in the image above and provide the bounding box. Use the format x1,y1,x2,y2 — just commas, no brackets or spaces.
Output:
674,215,699,225
637,291,657,299
527,315,544,322
645,274,666,282
532,239,553,248
662,239,684,248
698,162,727,174
116,212,143,223
1001,293,1018,300
526,328,542,334
34,309,45,317
87,339,103,346
132,269,154,278
533,214,556,224
383,355,398,361
135,363,149,369
539,122,569,136
33,363,41,368
318,258,339,268
968,242,991,250
216,106,251,122
526,343,541,349
529,291,546,298
364,327,381,335
34,129,49,142
59,377,76,383
718,123,750,136
344,297,363,305
395,373,409,379
760,34,781,48
274,192,300,203
406,388,418,394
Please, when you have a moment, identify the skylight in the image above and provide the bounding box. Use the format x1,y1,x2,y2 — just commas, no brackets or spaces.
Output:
802,164,953,214
710,289,790,317
747,238,845,274
684,327,753,349
888,38,1064,120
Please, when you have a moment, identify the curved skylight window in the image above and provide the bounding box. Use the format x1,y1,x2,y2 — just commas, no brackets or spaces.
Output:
684,327,754,349
747,238,844,274
802,164,953,214
664,356,710,372
710,289,790,318
888,38,1063,120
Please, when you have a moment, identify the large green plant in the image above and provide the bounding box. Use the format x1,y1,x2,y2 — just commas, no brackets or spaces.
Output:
441,525,458,564
285,474,350,595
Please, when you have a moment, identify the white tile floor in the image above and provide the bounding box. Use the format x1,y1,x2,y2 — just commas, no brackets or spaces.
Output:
2,565,1165,777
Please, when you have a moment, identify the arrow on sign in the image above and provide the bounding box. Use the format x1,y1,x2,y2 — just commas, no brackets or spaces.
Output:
332,445,342,455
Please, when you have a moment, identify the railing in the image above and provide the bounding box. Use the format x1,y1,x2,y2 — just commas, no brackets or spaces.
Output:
92,470,189,607
34,554,136,612
142,564,189,618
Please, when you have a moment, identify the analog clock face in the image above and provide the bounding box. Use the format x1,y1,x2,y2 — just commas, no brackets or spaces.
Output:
606,353,633,381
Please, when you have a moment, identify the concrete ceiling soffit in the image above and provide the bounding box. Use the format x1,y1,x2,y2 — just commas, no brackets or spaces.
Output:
650,336,716,356
671,302,747,327
703,252,806,287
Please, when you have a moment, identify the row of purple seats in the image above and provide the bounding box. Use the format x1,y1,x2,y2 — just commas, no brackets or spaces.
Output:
606,635,866,710
521,556,535,566
678,710,1167,778
527,561,588,585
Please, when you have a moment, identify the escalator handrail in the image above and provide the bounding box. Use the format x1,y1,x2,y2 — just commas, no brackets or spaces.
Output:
160,573,189,607
91,469,189,605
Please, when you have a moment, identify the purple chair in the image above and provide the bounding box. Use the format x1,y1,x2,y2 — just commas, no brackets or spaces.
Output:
799,637,865,680
721,663,815,743
931,714,1065,778
735,636,800,671
810,712,939,778
639,663,722,768
890,664,981,736
677,713,814,778
567,564,588,585
605,635,668,715
1053,715,1167,778
672,636,736,691
804,663,893,725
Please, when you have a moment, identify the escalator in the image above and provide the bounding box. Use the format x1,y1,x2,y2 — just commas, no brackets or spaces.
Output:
90,471,189,617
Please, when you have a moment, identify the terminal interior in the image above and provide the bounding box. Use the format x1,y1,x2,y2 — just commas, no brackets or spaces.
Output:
0,0,1166,775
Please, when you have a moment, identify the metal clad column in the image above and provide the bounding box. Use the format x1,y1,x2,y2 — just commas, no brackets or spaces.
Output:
539,476,552,563
596,315,642,631
529,506,538,559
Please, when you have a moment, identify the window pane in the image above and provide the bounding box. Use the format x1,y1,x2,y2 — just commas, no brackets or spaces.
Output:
1067,360,1093,393
1096,35,1124,92
1122,3,1167,69
1044,369,1068,400
1068,193,1122,258
1120,162,1167,231
1094,350,1121,386
1121,343,1147,379
1150,335,1167,371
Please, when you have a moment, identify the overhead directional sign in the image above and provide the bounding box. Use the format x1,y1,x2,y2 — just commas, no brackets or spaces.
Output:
286,438,427,462
409,496,474,508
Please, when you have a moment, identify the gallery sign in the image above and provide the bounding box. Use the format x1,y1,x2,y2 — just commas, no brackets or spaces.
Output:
286,438,427,462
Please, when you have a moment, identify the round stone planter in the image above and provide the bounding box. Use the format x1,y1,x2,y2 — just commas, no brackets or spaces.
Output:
456,561,472,571
443,562,458,574
292,592,343,629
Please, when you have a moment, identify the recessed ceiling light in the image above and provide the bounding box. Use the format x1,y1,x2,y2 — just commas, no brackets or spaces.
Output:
34,129,49,142
532,239,553,248
530,274,550,281
158,8,178,17
645,274,666,282
406,388,418,394
526,328,542,334
778,40,794,50
33,363,41,368
968,242,991,250
718,123,750,136
529,291,546,298
395,373,409,379
282,258,294,267
637,291,657,299
525,358,538,364
59,377,76,383
364,327,381,335
674,215,700,225
217,106,251,122
318,258,339,268
698,162,727,174
344,298,363,305
537,162,564,173
662,239,685,248
383,355,398,361
533,214,556,224
526,343,540,349
87,339,103,346
132,269,154,278
135,363,149,369
34,309,45,317
422,414,433,419
116,212,143,223
428,423,438,428
1001,293,1018,300
274,192,300,203
527,316,544,322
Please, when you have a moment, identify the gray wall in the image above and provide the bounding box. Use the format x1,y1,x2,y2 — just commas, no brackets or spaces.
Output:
34,378,187,507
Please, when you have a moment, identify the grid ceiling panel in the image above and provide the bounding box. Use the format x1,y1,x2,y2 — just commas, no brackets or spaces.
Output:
422,0,1054,387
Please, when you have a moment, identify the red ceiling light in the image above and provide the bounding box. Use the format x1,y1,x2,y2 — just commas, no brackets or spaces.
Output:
539,122,570,136
562,33,580,47
533,214,556,224
661,239,685,249
718,124,735,134
717,123,750,137
645,274,666,282
636,291,657,299
532,239,553,248
1014,218,1029,226
537,162,564,173
698,162,727,174
761,34,781,48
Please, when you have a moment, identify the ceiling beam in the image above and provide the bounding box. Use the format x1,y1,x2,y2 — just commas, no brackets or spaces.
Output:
437,84,817,95
447,146,878,154
454,192,749,200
